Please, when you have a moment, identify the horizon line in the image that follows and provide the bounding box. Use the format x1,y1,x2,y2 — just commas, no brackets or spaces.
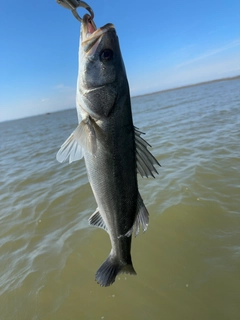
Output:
1,74,240,123
131,74,240,99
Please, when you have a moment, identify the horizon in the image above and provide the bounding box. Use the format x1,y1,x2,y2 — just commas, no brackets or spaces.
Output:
1,0,240,122
1,75,239,124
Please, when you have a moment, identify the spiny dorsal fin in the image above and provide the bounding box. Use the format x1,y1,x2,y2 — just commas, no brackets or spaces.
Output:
134,127,160,178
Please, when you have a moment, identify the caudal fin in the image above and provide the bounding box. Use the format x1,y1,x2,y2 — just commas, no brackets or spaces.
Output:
95,254,136,287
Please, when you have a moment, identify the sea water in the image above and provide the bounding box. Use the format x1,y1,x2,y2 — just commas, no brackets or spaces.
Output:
0,78,240,319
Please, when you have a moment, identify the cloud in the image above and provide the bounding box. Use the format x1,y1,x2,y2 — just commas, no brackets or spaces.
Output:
176,39,240,69
170,44,197,59
129,47,240,96
54,84,75,92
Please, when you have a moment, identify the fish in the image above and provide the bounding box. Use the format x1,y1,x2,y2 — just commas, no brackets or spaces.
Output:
56,14,160,286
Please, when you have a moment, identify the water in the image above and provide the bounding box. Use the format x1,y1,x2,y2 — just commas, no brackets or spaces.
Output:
0,78,240,320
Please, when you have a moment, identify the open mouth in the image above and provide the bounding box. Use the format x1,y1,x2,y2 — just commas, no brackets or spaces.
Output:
81,14,114,53
82,14,97,38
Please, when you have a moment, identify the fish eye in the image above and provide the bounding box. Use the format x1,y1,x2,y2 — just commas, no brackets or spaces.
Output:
100,49,113,62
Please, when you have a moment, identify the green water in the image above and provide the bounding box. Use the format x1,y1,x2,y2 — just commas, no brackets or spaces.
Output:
0,78,240,319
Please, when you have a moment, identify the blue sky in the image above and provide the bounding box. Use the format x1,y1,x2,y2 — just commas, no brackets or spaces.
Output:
1,0,240,121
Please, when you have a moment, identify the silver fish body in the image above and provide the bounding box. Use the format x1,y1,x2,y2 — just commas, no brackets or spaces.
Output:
57,14,160,286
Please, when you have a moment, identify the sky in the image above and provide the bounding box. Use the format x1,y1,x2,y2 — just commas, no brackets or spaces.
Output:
0,0,240,121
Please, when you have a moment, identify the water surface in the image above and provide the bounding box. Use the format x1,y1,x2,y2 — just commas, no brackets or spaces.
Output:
0,78,240,319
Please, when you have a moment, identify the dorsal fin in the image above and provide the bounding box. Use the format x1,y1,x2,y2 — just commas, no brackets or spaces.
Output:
119,193,149,238
134,127,160,178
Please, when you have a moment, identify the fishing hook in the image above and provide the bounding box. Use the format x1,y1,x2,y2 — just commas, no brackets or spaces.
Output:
56,0,94,22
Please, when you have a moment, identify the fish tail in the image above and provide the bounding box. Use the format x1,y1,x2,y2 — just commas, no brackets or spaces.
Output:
95,253,136,287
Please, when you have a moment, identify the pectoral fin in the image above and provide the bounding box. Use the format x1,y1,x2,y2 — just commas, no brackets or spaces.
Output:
135,127,160,178
56,117,100,163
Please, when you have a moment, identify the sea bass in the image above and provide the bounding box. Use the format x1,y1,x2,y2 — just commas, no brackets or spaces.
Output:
56,14,160,286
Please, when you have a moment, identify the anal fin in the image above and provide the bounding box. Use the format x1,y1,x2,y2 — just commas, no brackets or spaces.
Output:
89,208,108,233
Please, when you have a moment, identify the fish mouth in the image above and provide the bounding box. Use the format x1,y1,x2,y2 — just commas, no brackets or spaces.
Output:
81,14,114,54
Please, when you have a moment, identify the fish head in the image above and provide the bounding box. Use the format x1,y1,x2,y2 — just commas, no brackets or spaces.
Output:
77,14,129,118
79,14,126,88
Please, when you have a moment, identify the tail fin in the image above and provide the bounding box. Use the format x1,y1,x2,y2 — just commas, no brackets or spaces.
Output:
95,253,136,287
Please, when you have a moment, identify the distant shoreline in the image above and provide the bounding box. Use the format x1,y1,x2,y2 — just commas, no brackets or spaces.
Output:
132,75,240,99
1,75,239,123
